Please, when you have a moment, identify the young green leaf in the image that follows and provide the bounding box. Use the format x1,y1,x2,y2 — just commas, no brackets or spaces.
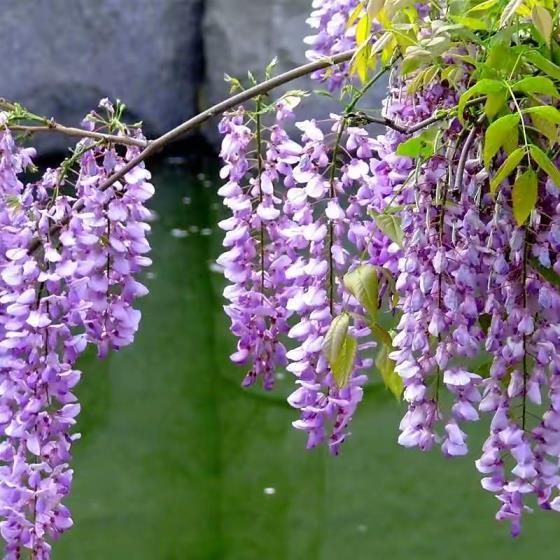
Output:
523,105,560,124
502,123,519,155
451,15,489,31
527,106,560,146
332,335,358,389
375,345,403,400
351,42,372,83
397,128,439,158
513,76,560,98
457,79,504,124
322,313,351,367
532,6,553,47
483,114,520,169
371,212,404,247
397,136,425,157
524,51,560,80
346,2,364,29
466,0,499,13
489,147,525,195
370,323,393,347
401,47,432,75
484,90,508,120
356,12,372,45
512,169,538,226
529,144,560,187
367,0,386,19
343,264,379,321
533,115,557,147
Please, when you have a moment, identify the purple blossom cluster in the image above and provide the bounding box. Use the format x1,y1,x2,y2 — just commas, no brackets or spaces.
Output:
0,101,152,558
217,0,560,536
218,98,391,453
304,0,360,90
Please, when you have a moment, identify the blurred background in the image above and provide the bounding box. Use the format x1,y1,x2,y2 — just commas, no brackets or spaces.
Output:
2,1,559,558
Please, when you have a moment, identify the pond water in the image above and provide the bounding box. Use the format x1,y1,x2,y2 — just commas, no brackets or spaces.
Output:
56,162,558,559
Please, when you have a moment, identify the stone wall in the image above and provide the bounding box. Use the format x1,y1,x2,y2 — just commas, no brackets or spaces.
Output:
0,0,387,153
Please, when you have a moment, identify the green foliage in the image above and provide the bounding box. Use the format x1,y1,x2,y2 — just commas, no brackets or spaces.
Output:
375,344,403,400
490,147,526,195
322,313,358,389
370,211,404,247
483,114,520,169
338,0,560,404
343,265,379,321
530,144,560,187
396,128,439,158
512,168,538,225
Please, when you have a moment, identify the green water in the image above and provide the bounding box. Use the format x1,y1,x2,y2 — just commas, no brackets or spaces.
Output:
56,163,558,559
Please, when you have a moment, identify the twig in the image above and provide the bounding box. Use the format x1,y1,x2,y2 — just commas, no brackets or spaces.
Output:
27,49,357,254
352,97,484,135
453,119,482,191
93,50,357,195
10,124,147,148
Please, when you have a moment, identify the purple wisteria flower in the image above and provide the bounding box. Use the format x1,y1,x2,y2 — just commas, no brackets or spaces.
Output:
0,100,153,558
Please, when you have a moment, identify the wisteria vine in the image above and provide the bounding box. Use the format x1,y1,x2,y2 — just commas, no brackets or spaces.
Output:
0,101,153,557
217,0,560,538
1,0,560,556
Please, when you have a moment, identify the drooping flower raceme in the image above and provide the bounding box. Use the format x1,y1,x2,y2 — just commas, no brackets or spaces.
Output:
218,0,560,538
304,0,360,90
0,101,153,559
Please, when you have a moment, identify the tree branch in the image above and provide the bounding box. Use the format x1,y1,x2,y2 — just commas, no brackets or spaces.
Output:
10,124,147,148
350,98,484,135
27,48,357,254
93,49,356,194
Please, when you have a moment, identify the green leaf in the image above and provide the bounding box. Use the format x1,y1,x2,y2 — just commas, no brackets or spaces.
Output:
484,90,508,120
346,2,364,29
530,144,560,187
367,0,386,19
489,147,525,195
370,323,393,347
524,51,560,80
530,257,560,288
483,114,520,169
458,79,505,124
532,6,553,47
332,335,358,389
344,265,379,321
513,76,560,98
356,12,372,45
375,345,403,400
371,212,404,247
484,42,517,77
396,128,439,158
502,124,519,155
351,42,372,83
322,313,351,367
451,15,489,31
523,105,560,124
526,106,560,146
401,47,432,75
396,136,425,157
512,168,538,226
466,0,499,13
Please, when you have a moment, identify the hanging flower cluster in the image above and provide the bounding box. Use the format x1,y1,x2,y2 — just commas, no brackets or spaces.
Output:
0,100,152,558
218,0,560,536
304,0,360,90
